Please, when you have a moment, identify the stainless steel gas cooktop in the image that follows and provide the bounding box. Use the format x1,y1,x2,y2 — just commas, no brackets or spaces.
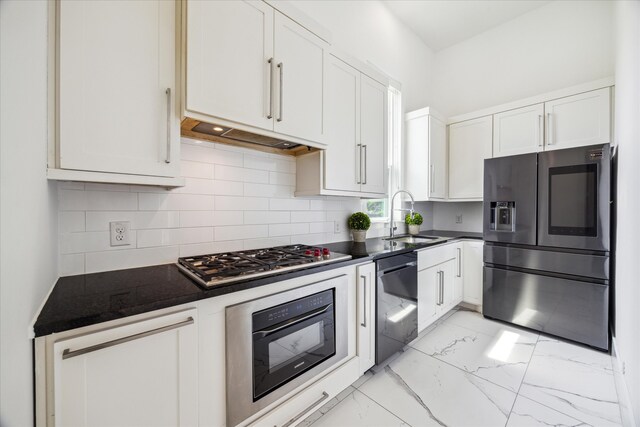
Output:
177,244,351,288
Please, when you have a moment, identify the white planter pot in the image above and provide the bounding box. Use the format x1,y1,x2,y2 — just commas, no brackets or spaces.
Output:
408,224,421,235
351,230,367,242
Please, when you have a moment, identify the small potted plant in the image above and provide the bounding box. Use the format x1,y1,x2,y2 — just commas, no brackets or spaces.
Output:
405,212,423,235
348,212,371,243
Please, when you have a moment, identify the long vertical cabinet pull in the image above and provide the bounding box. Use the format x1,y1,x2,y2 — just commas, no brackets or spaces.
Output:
436,271,442,306
457,248,462,277
277,62,284,122
546,113,553,145
538,115,544,147
356,144,362,184
165,88,172,164
430,165,435,194
439,270,444,305
362,145,368,185
267,58,274,119
360,274,367,327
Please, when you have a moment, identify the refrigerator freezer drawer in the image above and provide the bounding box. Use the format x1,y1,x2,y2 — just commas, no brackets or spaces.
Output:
484,244,609,280
483,266,609,350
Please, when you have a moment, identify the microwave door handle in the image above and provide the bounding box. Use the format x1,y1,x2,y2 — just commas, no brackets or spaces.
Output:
252,304,332,338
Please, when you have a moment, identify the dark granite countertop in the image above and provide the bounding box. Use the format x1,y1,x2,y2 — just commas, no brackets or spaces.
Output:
33,230,481,337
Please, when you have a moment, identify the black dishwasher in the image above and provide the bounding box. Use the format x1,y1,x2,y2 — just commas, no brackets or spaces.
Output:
376,252,418,365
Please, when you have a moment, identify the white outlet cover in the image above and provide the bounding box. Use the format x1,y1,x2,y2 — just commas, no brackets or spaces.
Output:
334,221,341,234
110,221,131,246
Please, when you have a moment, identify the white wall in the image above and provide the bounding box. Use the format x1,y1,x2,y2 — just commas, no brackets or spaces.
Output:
283,0,435,111
612,1,640,425
0,1,59,425
432,202,483,233
432,0,615,117
58,138,390,275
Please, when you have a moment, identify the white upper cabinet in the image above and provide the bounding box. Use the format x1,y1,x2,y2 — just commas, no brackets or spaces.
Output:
323,56,361,193
273,11,325,143
405,109,447,201
544,87,611,151
448,116,493,200
493,104,544,157
360,75,387,195
56,0,181,183
185,1,327,147
186,0,274,132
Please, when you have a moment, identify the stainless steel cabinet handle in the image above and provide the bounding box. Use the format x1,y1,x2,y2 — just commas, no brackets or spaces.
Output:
430,165,435,194
356,144,362,184
282,391,329,427
436,271,442,306
361,274,367,327
538,114,543,147
277,62,284,122
457,248,462,277
440,271,444,305
165,88,172,163
62,317,194,360
267,58,274,119
362,144,367,185
546,112,553,145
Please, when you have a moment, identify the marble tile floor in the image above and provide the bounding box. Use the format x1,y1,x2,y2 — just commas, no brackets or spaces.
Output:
301,308,622,427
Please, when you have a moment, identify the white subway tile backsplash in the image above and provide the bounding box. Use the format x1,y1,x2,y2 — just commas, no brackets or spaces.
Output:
244,183,292,198
60,253,85,276
180,160,215,179
291,211,325,223
59,211,85,233
58,141,365,274
215,225,268,241
85,246,180,273
244,211,290,225
269,198,310,211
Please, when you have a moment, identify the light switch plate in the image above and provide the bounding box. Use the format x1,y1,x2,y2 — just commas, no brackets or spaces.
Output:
110,221,131,246
455,214,463,224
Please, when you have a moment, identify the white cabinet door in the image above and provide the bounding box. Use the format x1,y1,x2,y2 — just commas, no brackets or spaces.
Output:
453,244,464,305
493,104,544,157
53,310,198,427
273,11,325,143
448,116,493,200
463,241,484,306
186,0,274,132
356,263,376,374
58,0,179,178
440,259,457,310
405,112,446,201
429,116,448,199
544,88,611,151
323,55,361,192
360,75,387,195
418,265,440,332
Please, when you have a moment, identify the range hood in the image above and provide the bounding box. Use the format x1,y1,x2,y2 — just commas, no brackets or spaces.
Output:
181,118,318,156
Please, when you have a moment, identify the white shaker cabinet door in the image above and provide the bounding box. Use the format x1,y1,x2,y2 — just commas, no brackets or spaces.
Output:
544,87,611,151
429,116,447,199
359,75,387,195
418,265,440,332
323,55,361,192
463,241,484,306
356,262,376,374
493,103,544,157
186,0,274,132
448,116,493,200
53,310,198,427
273,11,326,144
58,0,179,177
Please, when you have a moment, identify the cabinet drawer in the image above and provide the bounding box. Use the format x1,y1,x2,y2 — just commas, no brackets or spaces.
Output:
417,243,458,270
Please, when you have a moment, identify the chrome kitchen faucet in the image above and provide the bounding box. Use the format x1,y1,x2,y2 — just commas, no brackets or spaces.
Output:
389,190,415,238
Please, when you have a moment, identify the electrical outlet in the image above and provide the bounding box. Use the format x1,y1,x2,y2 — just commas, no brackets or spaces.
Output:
456,214,463,224
334,221,342,234
110,221,131,246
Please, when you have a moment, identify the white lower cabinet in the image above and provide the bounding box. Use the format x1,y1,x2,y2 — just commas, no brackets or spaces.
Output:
356,262,376,374
52,309,198,427
417,242,468,332
463,241,484,306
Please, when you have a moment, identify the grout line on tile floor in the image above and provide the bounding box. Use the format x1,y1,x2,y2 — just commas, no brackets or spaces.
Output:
352,388,416,427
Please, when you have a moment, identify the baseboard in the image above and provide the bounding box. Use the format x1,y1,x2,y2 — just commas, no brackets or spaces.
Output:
611,336,637,427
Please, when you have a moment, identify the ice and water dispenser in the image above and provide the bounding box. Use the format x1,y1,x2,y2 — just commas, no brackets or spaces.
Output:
490,202,516,232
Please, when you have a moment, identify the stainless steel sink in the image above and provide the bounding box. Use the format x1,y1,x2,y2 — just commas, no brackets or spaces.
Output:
383,235,448,245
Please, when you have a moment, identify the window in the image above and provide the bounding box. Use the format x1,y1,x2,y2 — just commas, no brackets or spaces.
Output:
362,85,402,221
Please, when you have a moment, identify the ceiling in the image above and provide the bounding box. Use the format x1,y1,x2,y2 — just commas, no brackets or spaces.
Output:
384,0,553,52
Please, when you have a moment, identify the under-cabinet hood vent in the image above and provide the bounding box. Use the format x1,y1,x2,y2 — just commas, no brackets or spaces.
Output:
181,118,318,156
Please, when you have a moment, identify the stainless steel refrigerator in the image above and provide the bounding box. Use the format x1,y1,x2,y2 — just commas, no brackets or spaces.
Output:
483,144,611,351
